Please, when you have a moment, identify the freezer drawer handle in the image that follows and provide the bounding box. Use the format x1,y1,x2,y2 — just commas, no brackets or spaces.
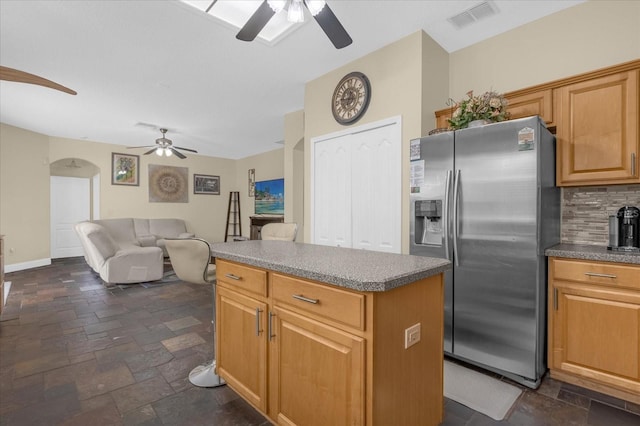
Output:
292,294,319,304
584,272,617,279
225,273,241,281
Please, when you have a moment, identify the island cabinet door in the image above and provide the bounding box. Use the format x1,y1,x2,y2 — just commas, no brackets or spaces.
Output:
268,306,365,426
217,286,268,412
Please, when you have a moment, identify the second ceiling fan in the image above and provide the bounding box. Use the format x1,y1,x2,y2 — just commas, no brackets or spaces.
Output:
236,0,352,49
128,128,197,159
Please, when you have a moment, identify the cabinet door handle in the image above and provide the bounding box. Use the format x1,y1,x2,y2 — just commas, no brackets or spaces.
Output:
584,272,617,279
225,273,241,280
255,308,263,336
632,153,636,176
553,287,558,311
292,294,319,304
268,311,275,341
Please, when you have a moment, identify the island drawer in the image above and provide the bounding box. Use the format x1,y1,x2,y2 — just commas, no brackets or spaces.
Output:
271,273,365,331
216,260,267,298
551,258,640,291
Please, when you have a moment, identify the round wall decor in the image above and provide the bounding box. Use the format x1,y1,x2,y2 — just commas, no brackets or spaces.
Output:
331,71,371,125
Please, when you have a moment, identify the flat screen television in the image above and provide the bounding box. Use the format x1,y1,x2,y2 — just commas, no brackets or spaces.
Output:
254,178,284,215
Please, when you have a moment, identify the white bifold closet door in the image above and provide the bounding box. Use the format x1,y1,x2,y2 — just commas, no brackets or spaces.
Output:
312,117,401,253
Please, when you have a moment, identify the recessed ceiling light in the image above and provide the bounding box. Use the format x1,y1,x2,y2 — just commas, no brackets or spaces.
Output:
181,0,306,45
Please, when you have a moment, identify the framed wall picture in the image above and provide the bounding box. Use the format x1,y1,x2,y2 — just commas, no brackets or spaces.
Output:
149,165,189,202
112,152,140,186
248,168,255,197
194,174,220,195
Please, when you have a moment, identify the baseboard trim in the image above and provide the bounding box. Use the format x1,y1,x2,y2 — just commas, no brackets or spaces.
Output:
5,258,52,273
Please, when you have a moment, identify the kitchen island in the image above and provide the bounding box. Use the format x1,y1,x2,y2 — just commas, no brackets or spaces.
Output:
209,240,450,426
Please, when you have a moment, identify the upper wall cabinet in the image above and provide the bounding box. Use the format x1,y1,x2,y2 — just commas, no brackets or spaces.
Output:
433,60,640,187
556,69,639,186
434,89,554,130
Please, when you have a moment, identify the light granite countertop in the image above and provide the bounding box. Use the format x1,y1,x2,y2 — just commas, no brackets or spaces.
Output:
210,240,451,292
545,243,640,265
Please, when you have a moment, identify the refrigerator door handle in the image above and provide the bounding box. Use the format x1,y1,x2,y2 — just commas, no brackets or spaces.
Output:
443,170,453,260
452,169,461,267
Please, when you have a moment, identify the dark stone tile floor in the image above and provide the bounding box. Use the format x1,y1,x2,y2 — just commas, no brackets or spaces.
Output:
1,257,639,425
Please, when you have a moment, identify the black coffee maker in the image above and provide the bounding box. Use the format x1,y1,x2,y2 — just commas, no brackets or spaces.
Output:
609,206,640,251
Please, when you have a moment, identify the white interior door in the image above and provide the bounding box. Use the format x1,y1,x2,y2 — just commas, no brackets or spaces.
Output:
313,136,352,247
350,123,401,253
51,176,90,258
311,117,401,253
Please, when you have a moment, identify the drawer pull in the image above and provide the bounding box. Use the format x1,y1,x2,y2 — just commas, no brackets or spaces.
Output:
255,308,263,336
584,272,617,279
225,273,241,280
292,294,319,304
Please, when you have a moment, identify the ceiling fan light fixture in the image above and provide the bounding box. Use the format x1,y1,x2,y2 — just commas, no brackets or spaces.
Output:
165,148,173,157
306,0,326,16
156,147,164,156
288,0,305,23
267,0,286,13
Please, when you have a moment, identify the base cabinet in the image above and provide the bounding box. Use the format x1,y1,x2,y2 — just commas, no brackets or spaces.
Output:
215,259,444,426
217,286,268,412
548,258,640,404
269,307,364,426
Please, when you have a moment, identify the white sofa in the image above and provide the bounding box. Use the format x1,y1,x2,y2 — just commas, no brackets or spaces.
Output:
94,218,195,256
74,218,194,284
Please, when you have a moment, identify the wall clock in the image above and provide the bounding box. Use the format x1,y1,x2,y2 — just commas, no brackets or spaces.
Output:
332,71,371,125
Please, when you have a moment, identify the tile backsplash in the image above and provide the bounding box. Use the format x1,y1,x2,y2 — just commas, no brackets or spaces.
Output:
562,185,640,246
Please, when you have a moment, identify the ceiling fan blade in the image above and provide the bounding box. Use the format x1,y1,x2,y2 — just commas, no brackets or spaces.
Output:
127,145,156,149
170,147,187,159
143,148,158,155
174,146,198,153
236,1,276,42
0,66,77,95
307,2,352,49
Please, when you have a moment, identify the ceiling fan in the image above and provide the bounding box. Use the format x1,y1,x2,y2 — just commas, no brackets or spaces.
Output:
236,0,352,49
0,66,77,95
127,128,197,159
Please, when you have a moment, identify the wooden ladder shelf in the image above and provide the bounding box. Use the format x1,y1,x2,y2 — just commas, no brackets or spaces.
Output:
224,191,242,242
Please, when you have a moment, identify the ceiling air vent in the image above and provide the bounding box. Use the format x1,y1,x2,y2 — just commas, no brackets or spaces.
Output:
448,1,498,29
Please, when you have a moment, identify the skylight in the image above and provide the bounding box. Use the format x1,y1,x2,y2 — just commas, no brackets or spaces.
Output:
181,0,306,45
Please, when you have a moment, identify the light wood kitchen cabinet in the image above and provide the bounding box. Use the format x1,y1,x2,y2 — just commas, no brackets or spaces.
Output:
433,60,640,187
215,258,444,426
548,257,640,404
217,286,268,412
433,88,554,130
269,306,365,426
506,89,554,126
555,69,639,186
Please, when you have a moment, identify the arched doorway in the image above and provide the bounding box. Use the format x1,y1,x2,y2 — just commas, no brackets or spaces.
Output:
50,158,100,259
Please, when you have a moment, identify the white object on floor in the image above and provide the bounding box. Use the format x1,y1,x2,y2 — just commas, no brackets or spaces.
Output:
189,360,225,388
444,360,522,421
3,281,10,306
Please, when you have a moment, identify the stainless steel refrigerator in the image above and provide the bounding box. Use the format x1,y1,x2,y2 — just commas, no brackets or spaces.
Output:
409,116,560,388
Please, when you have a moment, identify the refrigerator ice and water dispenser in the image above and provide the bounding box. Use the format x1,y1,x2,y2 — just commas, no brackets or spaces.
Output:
414,199,442,246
